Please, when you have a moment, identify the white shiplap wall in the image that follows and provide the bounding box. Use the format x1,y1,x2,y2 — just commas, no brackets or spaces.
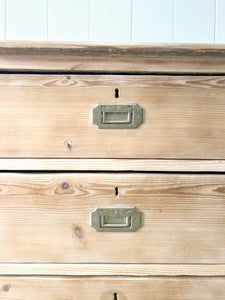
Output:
0,0,225,43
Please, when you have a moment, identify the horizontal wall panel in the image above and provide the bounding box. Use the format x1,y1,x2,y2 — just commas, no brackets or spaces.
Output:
132,0,173,42
91,0,131,42
216,0,225,43
48,0,89,41
0,0,5,40
174,0,215,43
0,0,222,43
6,0,47,40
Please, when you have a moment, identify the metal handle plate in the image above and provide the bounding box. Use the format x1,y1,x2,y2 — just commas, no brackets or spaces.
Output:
91,207,142,232
92,103,143,129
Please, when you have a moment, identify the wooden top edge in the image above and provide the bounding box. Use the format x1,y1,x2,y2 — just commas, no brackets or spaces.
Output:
1,41,225,73
1,41,225,56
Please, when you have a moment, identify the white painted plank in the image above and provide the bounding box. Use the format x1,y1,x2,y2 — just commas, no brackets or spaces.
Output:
174,0,215,43
3,0,219,44
48,0,89,41
216,0,225,43
132,0,173,42
6,0,47,40
91,0,131,42
0,0,5,39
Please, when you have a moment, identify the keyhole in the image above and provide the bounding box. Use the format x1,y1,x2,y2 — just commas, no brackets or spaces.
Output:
115,187,119,197
115,88,120,98
114,292,118,300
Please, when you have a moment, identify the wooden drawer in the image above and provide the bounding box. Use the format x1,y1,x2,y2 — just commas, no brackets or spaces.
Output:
0,173,224,263
0,277,225,300
0,74,225,159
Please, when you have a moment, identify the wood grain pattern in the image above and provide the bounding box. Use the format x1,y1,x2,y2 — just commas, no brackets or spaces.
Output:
0,159,225,171
0,277,224,300
0,173,224,263
0,42,225,73
0,74,225,159
0,263,223,276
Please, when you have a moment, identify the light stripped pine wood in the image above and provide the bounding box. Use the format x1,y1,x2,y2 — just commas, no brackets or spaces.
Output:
0,42,225,73
0,264,223,276
0,74,225,159
0,277,224,299
0,159,224,171
0,173,224,263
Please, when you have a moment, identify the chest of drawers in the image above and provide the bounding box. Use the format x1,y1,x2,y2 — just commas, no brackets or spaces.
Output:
0,42,224,300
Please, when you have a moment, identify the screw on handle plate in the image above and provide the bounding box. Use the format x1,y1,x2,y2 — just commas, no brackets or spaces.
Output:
91,207,142,232
92,103,143,129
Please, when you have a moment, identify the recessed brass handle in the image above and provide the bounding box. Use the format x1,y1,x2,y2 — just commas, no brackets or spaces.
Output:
92,103,143,129
91,207,142,232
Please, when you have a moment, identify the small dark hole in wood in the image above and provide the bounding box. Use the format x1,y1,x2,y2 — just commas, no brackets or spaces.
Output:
114,292,118,300
115,88,120,98
67,140,72,150
115,187,119,197
61,182,69,190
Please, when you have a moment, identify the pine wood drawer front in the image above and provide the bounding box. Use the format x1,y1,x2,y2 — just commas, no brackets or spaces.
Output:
0,277,225,300
0,173,224,263
0,74,225,159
